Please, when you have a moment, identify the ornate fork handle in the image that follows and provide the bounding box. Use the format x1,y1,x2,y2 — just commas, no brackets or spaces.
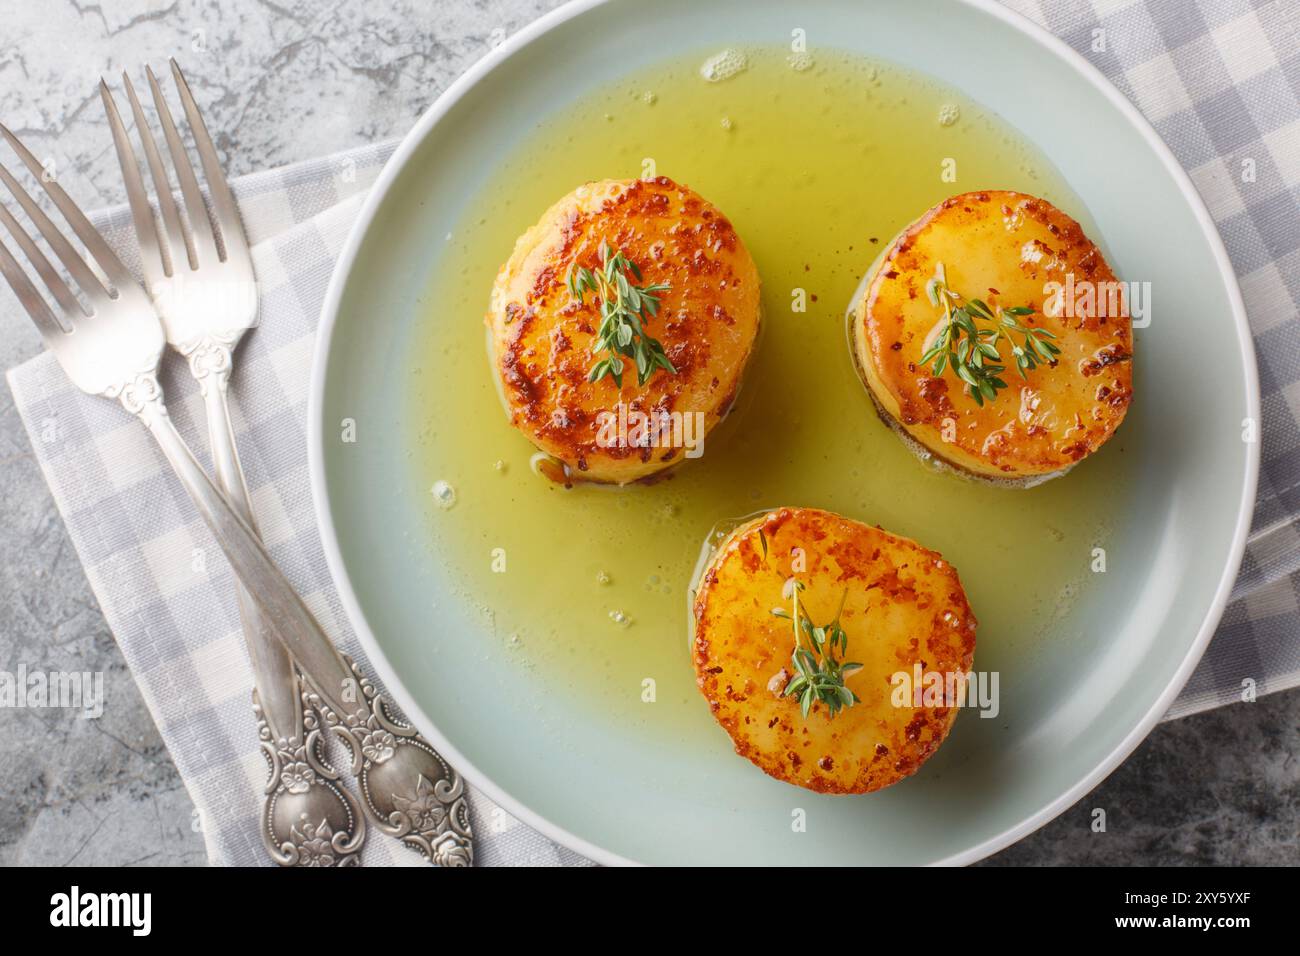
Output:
254,680,365,867
189,337,366,867
122,372,473,866
0,96,471,867
303,657,474,866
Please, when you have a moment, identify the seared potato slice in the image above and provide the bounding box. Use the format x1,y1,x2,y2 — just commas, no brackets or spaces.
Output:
692,507,976,794
850,190,1133,483
487,176,761,484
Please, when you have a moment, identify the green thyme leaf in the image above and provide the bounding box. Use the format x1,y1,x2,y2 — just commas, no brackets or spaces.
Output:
571,244,676,388
918,261,1059,405
777,582,859,722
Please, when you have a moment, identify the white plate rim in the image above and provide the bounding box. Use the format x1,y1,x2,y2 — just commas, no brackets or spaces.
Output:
307,0,1262,866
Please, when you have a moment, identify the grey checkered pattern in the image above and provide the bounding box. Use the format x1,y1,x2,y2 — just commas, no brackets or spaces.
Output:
4,0,1298,864
1000,0,1300,716
7,144,592,867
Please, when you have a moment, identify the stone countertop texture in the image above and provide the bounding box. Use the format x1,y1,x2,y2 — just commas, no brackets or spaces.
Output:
0,0,1294,866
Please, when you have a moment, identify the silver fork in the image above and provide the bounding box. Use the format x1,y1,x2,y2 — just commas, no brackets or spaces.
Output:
0,112,473,866
98,61,363,868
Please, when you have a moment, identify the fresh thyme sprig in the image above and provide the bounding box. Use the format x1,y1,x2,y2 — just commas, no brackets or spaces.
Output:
566,242,675,388
771,580,862,720
919,262,1061,407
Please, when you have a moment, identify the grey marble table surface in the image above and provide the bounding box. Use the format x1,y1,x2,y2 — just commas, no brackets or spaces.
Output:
0,0,1295,867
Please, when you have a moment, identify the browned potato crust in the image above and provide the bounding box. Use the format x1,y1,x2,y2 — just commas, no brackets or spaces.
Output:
850,190,1133,482
487,176,761,484
692,507,977,794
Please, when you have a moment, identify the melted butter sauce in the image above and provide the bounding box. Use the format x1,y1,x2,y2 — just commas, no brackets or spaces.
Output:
406,46,1135,744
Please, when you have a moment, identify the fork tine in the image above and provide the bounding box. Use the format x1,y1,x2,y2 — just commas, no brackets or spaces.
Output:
0,200,82,321
169,59,248,265
0,123,135,292
0,161,111,304
100,80,166,292
145,64,219,268
0,232,66,345
122,72,190,275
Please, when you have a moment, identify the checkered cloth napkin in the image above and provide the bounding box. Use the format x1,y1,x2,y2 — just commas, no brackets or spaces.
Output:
1001,0,1300,710
5,0,1298,865
6,143,591,867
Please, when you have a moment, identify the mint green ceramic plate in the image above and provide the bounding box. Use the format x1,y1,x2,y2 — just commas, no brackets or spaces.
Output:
310,0,1259,865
